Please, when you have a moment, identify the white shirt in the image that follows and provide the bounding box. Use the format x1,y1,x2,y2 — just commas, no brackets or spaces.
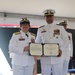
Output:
35,23,69,64
9,30,35,66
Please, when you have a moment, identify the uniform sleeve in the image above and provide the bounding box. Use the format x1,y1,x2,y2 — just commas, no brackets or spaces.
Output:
35,28,42,43
59,27,69,51
69,33,73,57
9,34,24,54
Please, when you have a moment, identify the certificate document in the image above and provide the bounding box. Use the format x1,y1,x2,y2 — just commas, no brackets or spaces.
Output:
30,43,42,56
44,43,59,56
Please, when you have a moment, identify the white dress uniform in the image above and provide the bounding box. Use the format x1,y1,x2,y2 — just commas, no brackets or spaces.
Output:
9,30,35,75
62,32,73,75
35,23,69,75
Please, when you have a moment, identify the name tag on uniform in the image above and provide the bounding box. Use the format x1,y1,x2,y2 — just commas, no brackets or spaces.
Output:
41,29,46,33
41,31,46,33
19,38,25,41
19,36,25,41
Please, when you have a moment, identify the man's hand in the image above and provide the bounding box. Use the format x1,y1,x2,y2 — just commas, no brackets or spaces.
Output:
23,46,30,52
57,49,62,57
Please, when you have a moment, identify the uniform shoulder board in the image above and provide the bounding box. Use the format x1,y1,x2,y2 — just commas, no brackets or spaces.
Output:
30,32,36,36
39,25,45,28
14,32,21,35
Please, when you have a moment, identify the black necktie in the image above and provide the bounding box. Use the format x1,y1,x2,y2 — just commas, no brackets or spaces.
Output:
25,34,28,37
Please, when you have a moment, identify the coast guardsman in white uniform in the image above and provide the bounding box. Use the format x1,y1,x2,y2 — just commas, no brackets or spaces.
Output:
9,18,35,75
35,9,69,75
57,19,73,75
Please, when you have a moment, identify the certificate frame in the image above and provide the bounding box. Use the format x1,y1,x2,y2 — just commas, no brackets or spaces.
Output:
44,43,59,56
29,43,43,56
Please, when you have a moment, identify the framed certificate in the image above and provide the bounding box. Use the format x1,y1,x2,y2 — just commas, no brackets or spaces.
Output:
29,43,42,56
44,43,59,56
